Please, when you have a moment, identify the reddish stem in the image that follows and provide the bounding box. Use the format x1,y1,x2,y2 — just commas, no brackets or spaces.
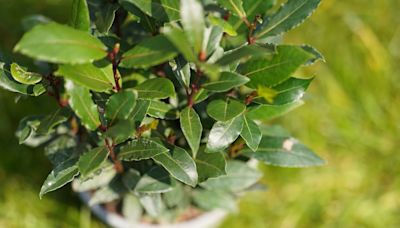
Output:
109,44,121,92
105,138,124,173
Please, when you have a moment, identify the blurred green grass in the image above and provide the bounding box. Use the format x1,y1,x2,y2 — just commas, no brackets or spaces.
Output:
1,0,399,227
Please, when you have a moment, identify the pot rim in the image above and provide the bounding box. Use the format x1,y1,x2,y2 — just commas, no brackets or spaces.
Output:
78,192,227,228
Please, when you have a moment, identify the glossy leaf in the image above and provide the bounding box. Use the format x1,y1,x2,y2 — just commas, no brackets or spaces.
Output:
14,23,107,64
243,136,326,167
200,160,262,192
153,146,198,187
254,77,313,105
94,3,118,33
10,63,42,85
66,81,101,131
203,71,249,92
240,115,262,151
180,0,204,54
105,89,137,124
121,35,178,68
135,166,174,193
208,15,237,36
147,100,179,120
139,193,165,217
162,25,197,62
195,148,226,182
129,99,150,127
255,0,321,39
134,78,176,99
240,45,314,88
216,44,275,66
247,100,304,120
36,109,69,135
70,0,90,31
106,119,136,144
117,139,169,161
0,63,46,96
218,0,246,18
169,57,191,88
55,63,115,92
206,116,243,152
122,168,141,191
207,99,246,122
73,163,116,192
78,146,109,178
120,0,180,22
193,190,237,212
40,158,79,198
301,45,325,65
180,107,202,154
122,194,143,224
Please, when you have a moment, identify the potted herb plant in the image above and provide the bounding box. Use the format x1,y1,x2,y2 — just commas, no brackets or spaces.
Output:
0,0,325,227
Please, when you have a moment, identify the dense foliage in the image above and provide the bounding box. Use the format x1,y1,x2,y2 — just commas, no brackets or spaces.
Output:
0,0,325,223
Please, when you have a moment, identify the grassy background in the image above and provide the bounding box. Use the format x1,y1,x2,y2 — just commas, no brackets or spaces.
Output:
0,0,399,227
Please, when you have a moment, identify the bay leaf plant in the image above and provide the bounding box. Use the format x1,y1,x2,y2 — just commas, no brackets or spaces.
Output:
0,0,326,224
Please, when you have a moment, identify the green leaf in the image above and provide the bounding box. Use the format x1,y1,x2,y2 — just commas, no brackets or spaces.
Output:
106,119,136,144
200,160,262,192
208,15,237,36
240,45,314,88
129,99,150,127
218,0,246,18
207,99,246,122
10,63,42,85
122,168,141,190
247,100,304,120
134,78,176,99
70,0,90,31
193,190,237,212
121,35,178,68
169,57,191,88
40,158,79,198
206,115,243,152
180,107,202,155
135,166,175,193
139,193,165,217
254,77,313,105
147,100,179,120
164,183,185,207
204,27,224,57
195,148,226,182
73,163,116,192
36,109,69,135
105,89,137,124
162,25,197,62
203,71,249,92
153,146,198,187
117,138,169,161
55,63,115,92
66,81,101,131
180,0,205,54
216,44,275,66
255,0,321,39
94,3,118,33
78,146,109,178
14,23,107,64
0,63,46,96
122,194,143,224
120,0,180,22
240,115,262,151
301,45,325,65
243,136,326,167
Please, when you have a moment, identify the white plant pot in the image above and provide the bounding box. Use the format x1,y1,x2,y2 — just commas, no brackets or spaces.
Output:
78,192,227,228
